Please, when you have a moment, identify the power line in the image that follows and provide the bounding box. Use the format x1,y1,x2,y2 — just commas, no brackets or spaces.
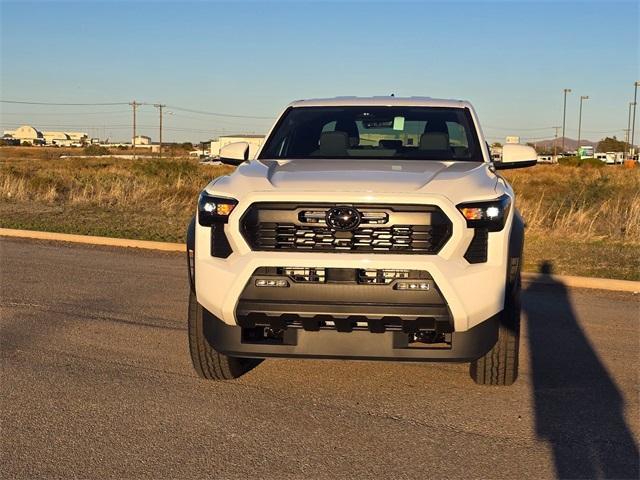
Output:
1,100,130,106
0,122,225,132
1,98,275,120
168,111,271,126
0,111,132,116
581,129,626,134
0,110,269,128
166,105,274,120
483,125,554,131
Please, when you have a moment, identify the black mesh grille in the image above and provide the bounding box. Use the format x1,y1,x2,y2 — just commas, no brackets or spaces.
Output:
464,228,488,263
241,203,452,254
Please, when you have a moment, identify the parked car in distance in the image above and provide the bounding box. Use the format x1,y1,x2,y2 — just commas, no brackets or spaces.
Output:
595,152,623,165
536,155,556,164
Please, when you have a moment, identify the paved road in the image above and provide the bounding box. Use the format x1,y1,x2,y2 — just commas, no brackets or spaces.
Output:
1,238,638,479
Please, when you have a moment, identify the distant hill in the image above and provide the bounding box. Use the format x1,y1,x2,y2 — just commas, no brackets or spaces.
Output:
530,137,597,152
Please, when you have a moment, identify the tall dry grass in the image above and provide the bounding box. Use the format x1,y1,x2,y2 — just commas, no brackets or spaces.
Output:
1,150,639,245
1,153,232,216
503,165,640,242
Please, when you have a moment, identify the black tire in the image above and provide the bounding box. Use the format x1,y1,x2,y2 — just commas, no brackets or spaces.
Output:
470,276,521,386
188,291,261,380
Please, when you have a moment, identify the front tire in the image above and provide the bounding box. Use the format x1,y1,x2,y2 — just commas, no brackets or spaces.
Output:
188,291,261,380
470,276,521,386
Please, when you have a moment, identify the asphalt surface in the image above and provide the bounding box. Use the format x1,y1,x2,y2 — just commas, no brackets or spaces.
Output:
1,237,638,479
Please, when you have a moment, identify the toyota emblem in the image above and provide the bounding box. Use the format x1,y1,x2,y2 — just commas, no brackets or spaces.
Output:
326,206,362,231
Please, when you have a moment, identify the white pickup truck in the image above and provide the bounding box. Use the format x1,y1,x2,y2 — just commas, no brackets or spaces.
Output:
186,97,537,385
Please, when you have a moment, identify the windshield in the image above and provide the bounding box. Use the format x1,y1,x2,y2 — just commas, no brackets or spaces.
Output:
259,106,484,161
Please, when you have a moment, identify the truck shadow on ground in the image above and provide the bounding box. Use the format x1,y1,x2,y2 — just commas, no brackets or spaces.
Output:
523,261,639,479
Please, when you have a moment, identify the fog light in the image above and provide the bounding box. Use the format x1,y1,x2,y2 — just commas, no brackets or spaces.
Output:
255,279,289,287
396,282,430,291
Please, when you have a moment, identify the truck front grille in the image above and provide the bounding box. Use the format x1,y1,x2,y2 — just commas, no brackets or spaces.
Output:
256,267,425,284
241,203,451,254
281,267,326,283
357,269,410,284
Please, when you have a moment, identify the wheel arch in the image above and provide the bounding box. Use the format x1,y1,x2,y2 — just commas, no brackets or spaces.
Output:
507,208,525,289
187,215,196,293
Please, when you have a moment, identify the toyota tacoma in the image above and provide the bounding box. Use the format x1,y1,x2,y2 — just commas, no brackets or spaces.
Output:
186,97,536,385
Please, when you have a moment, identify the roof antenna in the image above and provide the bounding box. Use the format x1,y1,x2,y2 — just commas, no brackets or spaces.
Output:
390,93,395,97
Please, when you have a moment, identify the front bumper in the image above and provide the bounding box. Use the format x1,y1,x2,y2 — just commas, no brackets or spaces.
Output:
203,307,499,362
194,191,512,332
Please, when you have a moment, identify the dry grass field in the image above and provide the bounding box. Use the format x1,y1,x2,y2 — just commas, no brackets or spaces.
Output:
1,147,638,279
503,165,640,279
0,147,231,241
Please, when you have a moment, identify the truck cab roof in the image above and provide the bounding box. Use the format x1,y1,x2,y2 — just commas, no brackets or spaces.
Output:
287,96,473,110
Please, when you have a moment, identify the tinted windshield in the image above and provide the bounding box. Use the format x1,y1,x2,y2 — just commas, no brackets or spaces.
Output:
259,106,483,161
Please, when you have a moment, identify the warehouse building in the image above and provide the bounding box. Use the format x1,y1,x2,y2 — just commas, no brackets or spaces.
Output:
3,125,88,146
133,135,152,145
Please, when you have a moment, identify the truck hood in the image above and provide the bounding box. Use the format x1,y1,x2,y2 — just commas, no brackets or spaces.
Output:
267,160,452,192
209,159,500,199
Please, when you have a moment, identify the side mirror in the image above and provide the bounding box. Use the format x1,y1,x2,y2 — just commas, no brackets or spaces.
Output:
220,142,249,166
494,144,537,170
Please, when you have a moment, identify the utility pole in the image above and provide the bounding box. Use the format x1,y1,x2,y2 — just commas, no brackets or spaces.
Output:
626,102,634,160
631,81,640,160
623,128,631,155
561,88,572,153
154,104,166,158
553,126,561,159
577,95,589,156
129,100,140,159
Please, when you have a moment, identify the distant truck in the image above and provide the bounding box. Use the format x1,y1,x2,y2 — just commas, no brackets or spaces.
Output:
578,146,594,159
536,155,556,164
595,152,624,165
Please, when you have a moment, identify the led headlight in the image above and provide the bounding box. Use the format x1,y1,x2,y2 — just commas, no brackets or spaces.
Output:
457,194,511,232
197,192,238,226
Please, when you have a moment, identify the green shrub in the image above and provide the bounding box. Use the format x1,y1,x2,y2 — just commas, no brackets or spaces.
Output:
558,156,604,167
83,144,110,156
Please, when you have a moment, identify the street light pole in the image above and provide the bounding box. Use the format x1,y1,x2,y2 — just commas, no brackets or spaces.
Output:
561,88,572,153
577,95,589,157
630,81,640,160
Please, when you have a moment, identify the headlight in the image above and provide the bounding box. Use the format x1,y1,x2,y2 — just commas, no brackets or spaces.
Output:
456,194,511,232
198,192,238,226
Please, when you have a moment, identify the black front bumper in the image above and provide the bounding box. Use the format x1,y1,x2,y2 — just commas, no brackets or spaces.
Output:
205,309,499,362
204,266,499,362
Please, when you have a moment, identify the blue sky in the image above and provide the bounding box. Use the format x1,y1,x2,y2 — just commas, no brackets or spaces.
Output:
1,0,638,143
